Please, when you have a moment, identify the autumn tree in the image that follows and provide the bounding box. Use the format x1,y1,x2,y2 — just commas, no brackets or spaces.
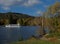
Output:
45,2,60,38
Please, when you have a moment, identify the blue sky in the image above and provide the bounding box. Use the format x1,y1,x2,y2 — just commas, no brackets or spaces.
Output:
0,0,60,16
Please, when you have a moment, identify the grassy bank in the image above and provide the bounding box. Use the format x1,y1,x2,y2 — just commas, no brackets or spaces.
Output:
10,37,60,44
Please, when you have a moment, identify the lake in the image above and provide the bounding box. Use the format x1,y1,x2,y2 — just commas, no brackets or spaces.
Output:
0,26,49,44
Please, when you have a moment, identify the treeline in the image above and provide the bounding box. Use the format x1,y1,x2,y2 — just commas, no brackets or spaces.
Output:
0,12,43,26
43,2,60,38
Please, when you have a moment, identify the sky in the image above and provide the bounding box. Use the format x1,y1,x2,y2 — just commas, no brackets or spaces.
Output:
0,0,60,16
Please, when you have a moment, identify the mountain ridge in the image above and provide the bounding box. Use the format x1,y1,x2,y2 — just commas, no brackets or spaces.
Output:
0,12,38,26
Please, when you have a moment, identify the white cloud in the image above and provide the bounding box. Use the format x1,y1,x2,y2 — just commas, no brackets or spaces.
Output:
0,0,22,10
36,10,43,15
2,6,10,10
0,0,15,6
0,0,42,10
17,0,22,2
23,0,42,6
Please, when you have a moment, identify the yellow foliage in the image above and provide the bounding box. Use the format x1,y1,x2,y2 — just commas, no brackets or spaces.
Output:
48,2,60,14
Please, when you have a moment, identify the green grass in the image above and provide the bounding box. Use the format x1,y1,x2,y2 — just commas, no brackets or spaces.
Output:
9,38,60,44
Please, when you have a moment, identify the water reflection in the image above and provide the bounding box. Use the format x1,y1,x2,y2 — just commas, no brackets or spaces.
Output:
0,26,41,44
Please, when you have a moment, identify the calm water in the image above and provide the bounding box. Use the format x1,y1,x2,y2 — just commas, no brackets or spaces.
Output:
0,26,49,44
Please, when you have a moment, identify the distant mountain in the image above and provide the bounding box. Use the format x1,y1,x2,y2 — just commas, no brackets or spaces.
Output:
0,12,46,26
0,12,34,19
0,12,37,26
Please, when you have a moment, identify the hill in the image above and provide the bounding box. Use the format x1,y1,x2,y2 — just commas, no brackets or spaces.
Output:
0,12,42,26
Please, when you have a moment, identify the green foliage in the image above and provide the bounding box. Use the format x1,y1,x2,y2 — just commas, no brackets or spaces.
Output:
0,12,43,26
0,12,35,26
45,2,60,38
9,39,60,44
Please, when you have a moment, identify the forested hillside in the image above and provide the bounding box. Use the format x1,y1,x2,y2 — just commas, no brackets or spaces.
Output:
43,2,60,39
0,12,35,26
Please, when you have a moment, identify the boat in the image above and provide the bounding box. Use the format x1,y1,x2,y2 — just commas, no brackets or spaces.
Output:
5,23,20,28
